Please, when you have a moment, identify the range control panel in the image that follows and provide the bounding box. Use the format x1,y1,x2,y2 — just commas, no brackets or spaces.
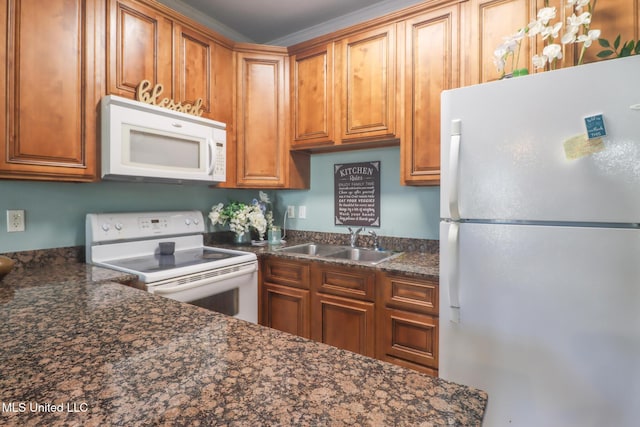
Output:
86,210,205,243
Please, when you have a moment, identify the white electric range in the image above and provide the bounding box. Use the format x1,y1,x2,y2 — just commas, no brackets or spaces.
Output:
86,210,258,323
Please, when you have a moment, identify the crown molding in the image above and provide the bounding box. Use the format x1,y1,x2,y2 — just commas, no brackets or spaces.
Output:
267,0,425,46
154,0,255,43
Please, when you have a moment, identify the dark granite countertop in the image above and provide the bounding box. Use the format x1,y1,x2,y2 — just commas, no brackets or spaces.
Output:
0,261,485,426
224,240,440,280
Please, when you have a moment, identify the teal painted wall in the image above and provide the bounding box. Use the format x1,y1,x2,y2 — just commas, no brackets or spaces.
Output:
275,147,440,240
0,147,439,253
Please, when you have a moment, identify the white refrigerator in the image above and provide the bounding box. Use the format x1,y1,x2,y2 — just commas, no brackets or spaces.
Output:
439,55,640,427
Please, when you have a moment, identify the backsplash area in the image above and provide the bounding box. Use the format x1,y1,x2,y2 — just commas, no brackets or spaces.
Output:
1,148,440,253
3,229,437,271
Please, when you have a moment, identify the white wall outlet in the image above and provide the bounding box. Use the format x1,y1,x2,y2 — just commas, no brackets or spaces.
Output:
298,205,306,219
7,209,25,232
287,205,296,219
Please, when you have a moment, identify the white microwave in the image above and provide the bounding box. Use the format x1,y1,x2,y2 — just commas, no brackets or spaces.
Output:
101,95,226,184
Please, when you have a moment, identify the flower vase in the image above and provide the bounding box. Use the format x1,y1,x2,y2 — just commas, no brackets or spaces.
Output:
501,68,529,80
233,232,250,245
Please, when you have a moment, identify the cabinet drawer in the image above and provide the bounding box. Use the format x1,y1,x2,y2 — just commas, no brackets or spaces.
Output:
263,257,310,289
378,308,438,372
312,263,375,301
379,273,438,315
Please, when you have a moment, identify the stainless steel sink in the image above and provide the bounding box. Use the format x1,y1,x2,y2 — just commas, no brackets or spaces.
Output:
276,243,402,265
276,243,401,265
276,243,343,257
325,247,399,264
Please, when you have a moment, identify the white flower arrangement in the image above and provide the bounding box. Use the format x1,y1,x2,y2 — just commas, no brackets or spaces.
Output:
494,0,599,77
209,197,268,240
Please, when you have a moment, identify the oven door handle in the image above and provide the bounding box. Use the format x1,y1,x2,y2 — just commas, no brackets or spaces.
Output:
152,264,256,295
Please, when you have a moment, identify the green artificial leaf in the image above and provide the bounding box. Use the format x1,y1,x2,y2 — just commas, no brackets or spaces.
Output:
635,42,640,54
614,35,621,50
596,50,614,58
621,41,633,57
598,38,610,48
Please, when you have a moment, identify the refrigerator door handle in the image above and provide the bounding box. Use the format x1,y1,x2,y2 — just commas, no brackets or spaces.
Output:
447,222,461,323
449,120,461,220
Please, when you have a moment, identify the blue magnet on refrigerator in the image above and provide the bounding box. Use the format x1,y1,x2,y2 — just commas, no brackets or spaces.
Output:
584,114,606,139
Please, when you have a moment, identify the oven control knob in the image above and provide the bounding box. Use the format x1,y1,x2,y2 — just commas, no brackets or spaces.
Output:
185,219,191,226
101,223,110,232
115,223,123,231
193,218,200,225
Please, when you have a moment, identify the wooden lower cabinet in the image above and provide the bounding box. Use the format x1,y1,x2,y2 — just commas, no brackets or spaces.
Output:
261,283,310,338
259,257,439,375
311,293,375,357
376,272,440,375
377,308,438,376
260,257,311,338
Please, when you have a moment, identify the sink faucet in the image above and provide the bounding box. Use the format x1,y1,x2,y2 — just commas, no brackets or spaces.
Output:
348,227,363,247
368,230,380,251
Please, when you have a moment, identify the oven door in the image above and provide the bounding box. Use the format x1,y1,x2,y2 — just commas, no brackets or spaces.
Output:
146,261,257,324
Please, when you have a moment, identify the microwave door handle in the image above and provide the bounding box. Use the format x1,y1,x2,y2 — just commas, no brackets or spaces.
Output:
206,139,215,175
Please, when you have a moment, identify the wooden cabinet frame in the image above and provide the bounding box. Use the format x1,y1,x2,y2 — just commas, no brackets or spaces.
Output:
0,0,105,181
259,257,440,375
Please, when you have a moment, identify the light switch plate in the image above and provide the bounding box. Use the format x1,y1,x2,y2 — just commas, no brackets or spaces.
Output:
298,206,306,219
7,209,25,232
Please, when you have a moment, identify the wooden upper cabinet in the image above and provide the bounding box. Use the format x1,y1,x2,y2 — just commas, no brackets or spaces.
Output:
235,47,290,187
465,0,537,85
464,0,639,84
175,25,214,117
561,0,640,65
0,0,104,181
336,24,398,143
108,0,174,98
290,43,335,148
401,3,460,186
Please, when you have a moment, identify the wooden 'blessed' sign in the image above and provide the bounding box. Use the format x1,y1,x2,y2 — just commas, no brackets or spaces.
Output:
135,80,204,117
334,161,380,227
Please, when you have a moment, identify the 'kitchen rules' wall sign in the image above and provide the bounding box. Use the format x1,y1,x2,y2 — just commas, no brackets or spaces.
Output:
334,161,380,227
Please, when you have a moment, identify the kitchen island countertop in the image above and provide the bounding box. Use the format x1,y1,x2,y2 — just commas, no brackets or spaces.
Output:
0,262,485,426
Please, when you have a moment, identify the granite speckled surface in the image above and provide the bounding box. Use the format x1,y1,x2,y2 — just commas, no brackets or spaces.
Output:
0,260,486,426
208,234,440,280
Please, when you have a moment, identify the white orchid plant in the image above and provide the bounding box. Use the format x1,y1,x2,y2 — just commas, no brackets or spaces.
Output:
494,0,599,77
209,192,272,240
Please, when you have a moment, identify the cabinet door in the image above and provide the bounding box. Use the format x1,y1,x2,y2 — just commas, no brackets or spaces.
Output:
108,0,174,99
290,43,335,149
175,25,215,118
465,0,537,85
560,0,640,65
261,283,311,338
401,4,460,186
236,50,289,187
0,0,103,181
337,24,397,143
312,293,375,357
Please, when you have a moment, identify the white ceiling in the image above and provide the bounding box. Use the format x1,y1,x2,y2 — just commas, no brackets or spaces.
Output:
162,0,424,45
